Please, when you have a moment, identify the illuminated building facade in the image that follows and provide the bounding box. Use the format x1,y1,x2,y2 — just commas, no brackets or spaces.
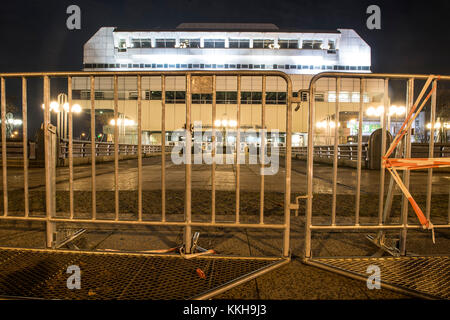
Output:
72,23,393,146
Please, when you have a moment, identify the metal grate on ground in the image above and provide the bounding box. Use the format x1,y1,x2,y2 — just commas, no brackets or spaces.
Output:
305,256,450,300
0,247,288,300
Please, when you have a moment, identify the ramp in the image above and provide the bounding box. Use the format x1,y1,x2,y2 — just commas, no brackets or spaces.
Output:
305,256,450,300
0,247,288,300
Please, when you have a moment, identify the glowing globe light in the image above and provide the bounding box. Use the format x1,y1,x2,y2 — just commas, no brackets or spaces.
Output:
71,104,82,114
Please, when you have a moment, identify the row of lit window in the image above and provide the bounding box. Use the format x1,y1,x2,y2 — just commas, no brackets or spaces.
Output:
118,38,336,50
74,89,374,104
84,63,370,72
74,90,290,104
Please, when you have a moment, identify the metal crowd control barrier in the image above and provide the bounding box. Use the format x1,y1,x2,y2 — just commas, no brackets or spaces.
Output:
58,139,172,159
0,71,292,259
303,73,450,299
305,73,450,258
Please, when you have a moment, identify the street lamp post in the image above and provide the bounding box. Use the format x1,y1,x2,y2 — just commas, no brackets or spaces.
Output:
42,97,82,140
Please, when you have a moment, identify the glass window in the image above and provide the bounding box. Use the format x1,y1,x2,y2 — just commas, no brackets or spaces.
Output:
313,40,323,49
175,91,186,103
328,40,336,50
204,39,225,48
216,92,225,103
264,92,287,104
351,92,369,103
277,92,287,104
131,39,141,48
155,39,176,48
241,92,252,104
278,39,298,49
192,94,201,103
165,91,186,103
302,40,313,49
229,39,250,48
144,91,161,100
118,39,127,52
119,39,127,49
266,92,277,104
179,39,200,48
216,92,237,104
226,92,237,104
165,91,175,102
252,92,262,104
302,40,323,49
253,39,274,48
192,93,212,104
314,93,324,102
328,91,352,103
141,39,152,48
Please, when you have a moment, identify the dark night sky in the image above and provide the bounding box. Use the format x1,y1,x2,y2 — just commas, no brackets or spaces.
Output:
0,0,449,74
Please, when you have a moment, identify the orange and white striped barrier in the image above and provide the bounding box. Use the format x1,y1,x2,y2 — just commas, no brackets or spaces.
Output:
382,75,444,242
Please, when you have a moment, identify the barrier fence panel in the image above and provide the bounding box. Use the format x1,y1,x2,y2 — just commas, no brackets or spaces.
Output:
0,70,292,258
304,72,450,300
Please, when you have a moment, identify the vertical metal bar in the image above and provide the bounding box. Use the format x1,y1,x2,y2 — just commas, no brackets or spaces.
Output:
44,76,56,248
68,77,74,219
400,78,413,255
185,73,192,253
211,75,216,223
137,75,143,221
64,106,68,140
260,76,266,224
57,106,61,139
283,77,292,258
114,75,119,221
1,78,7,216
331,78,340,226
305,80,316,259
355,79,365,225
236,76,241,223
448,185,450,224
22,78,29,217
90,76,96,220
378,79,389,224
425,79,437,220
161,75,166,222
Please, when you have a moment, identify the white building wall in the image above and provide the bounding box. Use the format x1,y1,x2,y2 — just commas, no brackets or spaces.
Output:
74,26,382,143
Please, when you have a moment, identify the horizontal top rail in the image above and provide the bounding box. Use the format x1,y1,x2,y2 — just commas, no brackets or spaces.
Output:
0,70,292,81
308,72,450,88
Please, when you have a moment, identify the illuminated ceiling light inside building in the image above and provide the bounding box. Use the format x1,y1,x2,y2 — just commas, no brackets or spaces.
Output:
376,106,384,116
366,107,375,117
316,120,339,128
366,106,384,117
228,120,237,127
71,104,82,114
221,119,228,127
109,118,135,126
388,105,396,116
395,106,406,116
50,101,60,113
316,121,326,128
388,105,406,116
63,103,70,112
268,43,280,49
426,122,441,129
214,119,221,127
